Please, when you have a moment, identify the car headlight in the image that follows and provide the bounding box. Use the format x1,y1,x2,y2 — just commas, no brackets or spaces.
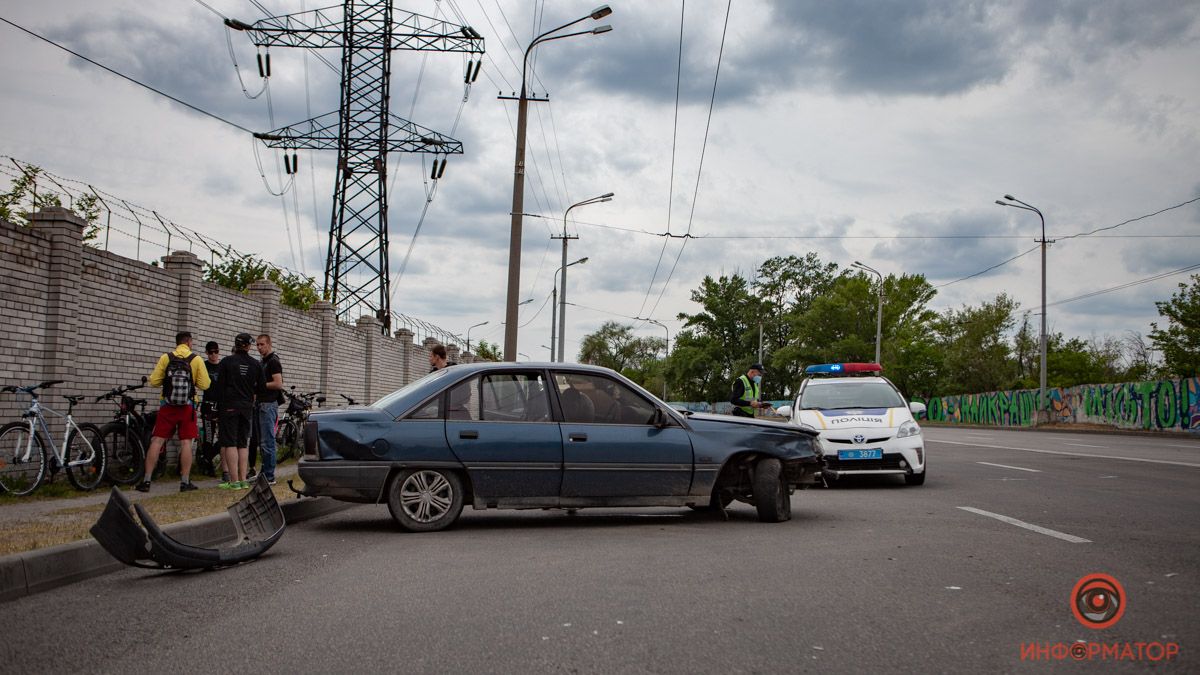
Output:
897,420,921,438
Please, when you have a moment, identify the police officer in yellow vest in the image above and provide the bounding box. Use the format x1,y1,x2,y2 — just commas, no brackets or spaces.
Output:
730,363,772,417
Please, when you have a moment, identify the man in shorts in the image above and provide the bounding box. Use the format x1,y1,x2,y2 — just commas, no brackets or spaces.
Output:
216,333,263,489
139,331,210,492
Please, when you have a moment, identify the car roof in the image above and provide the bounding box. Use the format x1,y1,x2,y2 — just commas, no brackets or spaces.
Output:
446,361,617,376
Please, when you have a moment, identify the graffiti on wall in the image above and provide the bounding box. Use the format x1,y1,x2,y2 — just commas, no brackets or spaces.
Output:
912,378,1200,433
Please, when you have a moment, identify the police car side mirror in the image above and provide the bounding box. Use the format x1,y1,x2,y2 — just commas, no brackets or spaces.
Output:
909,401,927,415
775,405,792,418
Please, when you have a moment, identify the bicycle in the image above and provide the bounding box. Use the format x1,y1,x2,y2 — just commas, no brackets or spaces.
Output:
0,381,107,495
276,387,324,461
95,378,153,485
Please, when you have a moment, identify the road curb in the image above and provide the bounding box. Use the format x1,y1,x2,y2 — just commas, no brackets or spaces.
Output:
0,497,355,603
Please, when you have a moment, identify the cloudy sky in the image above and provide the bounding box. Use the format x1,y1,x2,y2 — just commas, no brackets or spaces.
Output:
2,0,1198,362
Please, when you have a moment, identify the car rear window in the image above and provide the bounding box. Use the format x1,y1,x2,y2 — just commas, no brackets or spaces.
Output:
799,381,903,410
372,368,454,417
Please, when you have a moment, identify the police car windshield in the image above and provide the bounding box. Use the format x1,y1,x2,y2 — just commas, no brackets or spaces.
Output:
799,381,904,410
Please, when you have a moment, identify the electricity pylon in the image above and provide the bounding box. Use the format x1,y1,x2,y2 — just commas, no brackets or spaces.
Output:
227,2,484,332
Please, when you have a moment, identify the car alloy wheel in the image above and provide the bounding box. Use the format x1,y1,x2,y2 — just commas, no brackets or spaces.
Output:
387,468,465,532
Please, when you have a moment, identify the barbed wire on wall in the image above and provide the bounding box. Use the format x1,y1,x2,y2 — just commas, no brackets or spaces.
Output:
0,156,465,348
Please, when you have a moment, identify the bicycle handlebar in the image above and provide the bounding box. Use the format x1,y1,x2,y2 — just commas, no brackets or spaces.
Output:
96,382,147,402
2,380,65,396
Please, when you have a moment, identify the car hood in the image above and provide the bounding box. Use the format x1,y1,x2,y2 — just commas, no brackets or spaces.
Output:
795,407,913,431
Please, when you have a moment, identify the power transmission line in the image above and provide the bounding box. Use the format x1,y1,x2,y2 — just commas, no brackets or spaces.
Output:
0,15,256,135
1042,263,1200,309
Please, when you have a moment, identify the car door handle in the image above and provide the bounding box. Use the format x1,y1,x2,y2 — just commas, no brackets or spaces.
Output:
568,433,588,442
459,430,479,439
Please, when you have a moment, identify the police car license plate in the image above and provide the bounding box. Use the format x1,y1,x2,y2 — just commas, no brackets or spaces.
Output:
838,449,883,460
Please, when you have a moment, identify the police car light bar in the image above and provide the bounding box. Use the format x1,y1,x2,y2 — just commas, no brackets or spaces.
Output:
805,362,883,374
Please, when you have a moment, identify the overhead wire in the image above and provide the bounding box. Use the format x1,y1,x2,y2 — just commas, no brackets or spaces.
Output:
645,0,733,320
0,16,257,135
637,0,686,318
1041,262,1200,309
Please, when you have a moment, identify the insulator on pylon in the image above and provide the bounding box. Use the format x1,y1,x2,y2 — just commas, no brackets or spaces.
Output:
430,158,439,180
265,52,271,77
471,60,482,83
437,158,447,179
291,151,299,174
283,154,290,174
464,61,472,84
256,53,265,78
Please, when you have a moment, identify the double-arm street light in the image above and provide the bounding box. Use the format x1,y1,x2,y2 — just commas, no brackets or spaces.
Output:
558,193,612,361
996,194,1049,424
465,321,488,355
550,256,589,361
851,261,884,364
502,5,614,362
635,316,670,401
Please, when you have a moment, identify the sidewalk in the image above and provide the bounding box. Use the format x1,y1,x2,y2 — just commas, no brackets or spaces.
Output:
0,459,356,602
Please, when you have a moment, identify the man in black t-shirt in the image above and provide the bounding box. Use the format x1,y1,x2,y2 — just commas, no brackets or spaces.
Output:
216,333,263,489
253,334,285,485
199,341,223,478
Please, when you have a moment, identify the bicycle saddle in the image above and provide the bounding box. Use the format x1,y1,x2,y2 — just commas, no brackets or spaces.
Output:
64,395,86,404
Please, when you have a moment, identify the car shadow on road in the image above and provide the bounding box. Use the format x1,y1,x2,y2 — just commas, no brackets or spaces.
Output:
306,503,815,534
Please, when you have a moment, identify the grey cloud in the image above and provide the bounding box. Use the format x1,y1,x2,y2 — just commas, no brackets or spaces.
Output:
870,210,1025,281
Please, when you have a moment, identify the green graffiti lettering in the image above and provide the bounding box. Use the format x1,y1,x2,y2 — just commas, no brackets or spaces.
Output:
1135,381,1156,429
1157,382,1178,430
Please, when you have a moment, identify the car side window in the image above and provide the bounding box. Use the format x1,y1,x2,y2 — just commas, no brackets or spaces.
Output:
480,372,551,422
407,397,442,420
446,377,481,421
555,373,658,425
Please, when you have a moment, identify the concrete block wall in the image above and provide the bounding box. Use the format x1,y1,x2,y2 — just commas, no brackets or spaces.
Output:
0,208,489,472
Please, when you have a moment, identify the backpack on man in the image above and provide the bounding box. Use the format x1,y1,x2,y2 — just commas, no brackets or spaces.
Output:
163,353,197,406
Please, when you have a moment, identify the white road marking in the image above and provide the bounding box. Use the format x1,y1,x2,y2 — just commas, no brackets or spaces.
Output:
1163,443,1200,449
1065,442,1107,448
957,507,1092,544
927,439,1200,468
977,461,1042,473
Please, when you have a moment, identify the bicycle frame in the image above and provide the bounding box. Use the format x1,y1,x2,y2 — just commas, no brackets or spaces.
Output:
19,397,97,468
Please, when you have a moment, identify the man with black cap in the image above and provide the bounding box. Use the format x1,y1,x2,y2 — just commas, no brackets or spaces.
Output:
215,333,263,489
730,363,772,418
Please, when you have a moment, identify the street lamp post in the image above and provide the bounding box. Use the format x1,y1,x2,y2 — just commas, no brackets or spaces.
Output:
502,6,613,362
550,257,589,361
465,321,488,356
635,316,670,401
558,193,612,362
996,195,1049,424
852,261,884,364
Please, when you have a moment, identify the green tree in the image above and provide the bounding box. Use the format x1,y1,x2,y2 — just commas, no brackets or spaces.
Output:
204,253,320,311
1149,274,1200,376
752,253,841,397
934,293,1018,394
473,339,501,362
672,274,760,401
0,164,101,241
577,321,665,388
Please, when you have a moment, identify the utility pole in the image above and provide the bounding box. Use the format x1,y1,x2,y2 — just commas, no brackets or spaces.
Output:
552,230,578,361
501,7,613,361
852,261,884,364
226,4,484,333
996,195,1051,424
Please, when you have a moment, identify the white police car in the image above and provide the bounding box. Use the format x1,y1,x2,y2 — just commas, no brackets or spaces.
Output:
776,363,927,486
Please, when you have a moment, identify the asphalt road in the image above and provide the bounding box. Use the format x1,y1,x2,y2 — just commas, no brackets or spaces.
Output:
4,427,1197,673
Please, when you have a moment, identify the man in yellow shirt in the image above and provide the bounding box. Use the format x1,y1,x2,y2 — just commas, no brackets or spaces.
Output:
139,331,211,492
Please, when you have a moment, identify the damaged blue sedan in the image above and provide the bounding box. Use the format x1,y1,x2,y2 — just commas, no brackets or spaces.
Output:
298,363,822,532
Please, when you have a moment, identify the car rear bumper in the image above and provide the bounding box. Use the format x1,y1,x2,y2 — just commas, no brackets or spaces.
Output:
298,460,393,503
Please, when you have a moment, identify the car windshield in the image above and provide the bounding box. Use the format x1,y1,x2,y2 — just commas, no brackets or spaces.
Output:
370,368,454,413
798,381,903,410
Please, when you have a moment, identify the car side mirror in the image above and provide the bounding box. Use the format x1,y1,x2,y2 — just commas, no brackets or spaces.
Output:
775,405,792,418
653,408,670,429
909,401,927,415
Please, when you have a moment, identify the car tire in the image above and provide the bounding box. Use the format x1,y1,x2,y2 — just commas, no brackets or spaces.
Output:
753,458,791,523
905,469,926,486
386,468,465,532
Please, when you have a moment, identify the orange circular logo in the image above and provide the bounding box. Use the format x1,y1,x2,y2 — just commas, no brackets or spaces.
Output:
1071,573,1126,629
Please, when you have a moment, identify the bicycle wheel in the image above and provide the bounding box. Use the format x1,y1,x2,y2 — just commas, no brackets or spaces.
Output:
275,418,299,461
0,421,48,495
100,422,145,485
65,423,107,491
